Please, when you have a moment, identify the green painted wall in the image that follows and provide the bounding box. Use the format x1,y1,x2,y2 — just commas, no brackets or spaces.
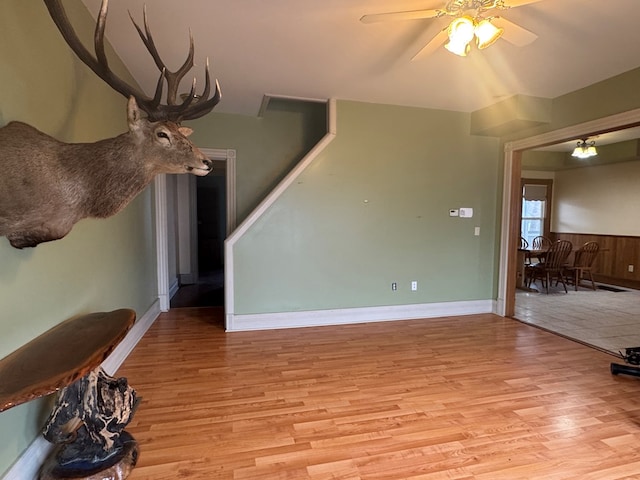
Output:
504,67,640,143
188,98,328,225
0,0,158,475
233,101,501,314
3,0,640,474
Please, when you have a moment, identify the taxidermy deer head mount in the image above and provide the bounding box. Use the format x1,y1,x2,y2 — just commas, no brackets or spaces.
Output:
0,0,221,249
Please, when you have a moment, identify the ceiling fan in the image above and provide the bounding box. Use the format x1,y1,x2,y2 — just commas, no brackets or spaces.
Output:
360,0,545,60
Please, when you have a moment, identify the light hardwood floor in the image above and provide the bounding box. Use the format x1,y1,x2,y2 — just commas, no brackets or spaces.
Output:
119,307,640,479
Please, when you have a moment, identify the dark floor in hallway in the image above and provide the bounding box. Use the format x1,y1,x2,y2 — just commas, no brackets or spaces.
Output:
170,269,224,308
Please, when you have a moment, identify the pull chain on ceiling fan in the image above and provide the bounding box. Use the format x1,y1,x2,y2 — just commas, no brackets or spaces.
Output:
360,0,544,59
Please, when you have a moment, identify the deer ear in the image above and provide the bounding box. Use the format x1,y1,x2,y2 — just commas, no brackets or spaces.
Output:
178,126,193,137
127,97,143,131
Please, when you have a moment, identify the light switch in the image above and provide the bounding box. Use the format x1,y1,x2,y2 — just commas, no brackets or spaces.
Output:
459,208,473,218
449,209,459,217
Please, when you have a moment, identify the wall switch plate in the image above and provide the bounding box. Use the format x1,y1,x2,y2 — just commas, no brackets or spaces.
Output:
449,209,459,217
629,265,634,273
459,208,473,218
474,226,480,236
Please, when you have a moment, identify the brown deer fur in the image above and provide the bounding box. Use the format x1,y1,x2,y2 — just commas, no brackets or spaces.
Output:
0,97,212,249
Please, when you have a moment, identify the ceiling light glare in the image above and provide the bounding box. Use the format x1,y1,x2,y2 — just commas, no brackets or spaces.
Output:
475,18,503,49
571,140,598,159
445,16,475,56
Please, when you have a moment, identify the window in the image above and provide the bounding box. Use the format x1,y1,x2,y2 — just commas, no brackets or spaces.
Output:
521,180,552,246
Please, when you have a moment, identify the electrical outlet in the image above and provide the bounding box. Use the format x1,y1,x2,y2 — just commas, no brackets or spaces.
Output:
392,282,397,291
629,265,635,273
411,281,418,291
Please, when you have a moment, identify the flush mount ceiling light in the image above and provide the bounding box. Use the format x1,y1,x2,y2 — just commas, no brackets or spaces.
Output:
360,0,543,60
571,139,598,159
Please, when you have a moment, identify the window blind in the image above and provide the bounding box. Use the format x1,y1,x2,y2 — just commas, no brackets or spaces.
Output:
523,184,547,201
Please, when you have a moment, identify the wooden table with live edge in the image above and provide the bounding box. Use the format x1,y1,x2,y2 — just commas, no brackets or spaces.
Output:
0,309,139,480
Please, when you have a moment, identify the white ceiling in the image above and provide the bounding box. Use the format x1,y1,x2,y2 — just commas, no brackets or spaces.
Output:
79,0,640,117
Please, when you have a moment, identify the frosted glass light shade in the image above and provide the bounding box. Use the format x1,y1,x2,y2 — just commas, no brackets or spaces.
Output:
445,16,475,56
475,19,503,49
571,141,598,159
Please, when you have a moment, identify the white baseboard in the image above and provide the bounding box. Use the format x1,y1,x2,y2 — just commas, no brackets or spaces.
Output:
1,435,51,480
1,301,161,480
101,300,161,376
226,299,494,332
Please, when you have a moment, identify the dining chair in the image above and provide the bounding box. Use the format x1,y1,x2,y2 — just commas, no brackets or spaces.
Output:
531,235,552,252
520,237,530,266
564,241,600,291
527,235,552,267
527,240,573,293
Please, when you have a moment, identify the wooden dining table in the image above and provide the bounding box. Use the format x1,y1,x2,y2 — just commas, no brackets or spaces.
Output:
516,248,548,289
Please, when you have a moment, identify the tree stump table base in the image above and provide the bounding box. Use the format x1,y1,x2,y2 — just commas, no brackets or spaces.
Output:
39,432,139,480
0,309,140,479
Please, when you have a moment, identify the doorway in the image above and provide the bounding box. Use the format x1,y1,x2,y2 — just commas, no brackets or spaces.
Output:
497,108,640,353
184,163,227,307
498,108,640,317
167,148,236,309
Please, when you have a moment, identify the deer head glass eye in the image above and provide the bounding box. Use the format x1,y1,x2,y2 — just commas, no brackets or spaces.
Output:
155,130,171,145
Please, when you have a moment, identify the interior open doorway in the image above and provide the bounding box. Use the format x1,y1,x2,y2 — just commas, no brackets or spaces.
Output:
170,148,236,309
497,108,640,318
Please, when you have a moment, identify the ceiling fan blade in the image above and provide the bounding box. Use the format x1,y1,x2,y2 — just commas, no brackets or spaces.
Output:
493,17,538,46
503,0,545,7
360,9,443,24
411,28,449,61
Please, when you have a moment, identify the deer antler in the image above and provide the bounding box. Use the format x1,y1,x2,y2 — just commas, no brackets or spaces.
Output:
43,0,221,122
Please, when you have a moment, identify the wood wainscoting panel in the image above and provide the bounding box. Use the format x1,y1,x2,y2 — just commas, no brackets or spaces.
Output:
553,232,640,289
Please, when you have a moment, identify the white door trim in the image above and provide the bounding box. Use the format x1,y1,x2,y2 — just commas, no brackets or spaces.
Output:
155,149,236,311
155,174,170,311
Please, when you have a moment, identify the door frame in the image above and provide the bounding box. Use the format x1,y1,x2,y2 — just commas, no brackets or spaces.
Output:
155,148,236,311
497,108,640,317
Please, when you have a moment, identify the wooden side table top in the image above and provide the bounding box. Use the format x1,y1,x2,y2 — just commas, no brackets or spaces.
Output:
0,309,135,412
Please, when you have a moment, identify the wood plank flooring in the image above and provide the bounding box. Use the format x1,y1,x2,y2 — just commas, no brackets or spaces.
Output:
118,308,640,479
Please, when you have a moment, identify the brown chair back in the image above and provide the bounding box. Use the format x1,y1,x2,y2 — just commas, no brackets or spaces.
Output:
573,241,600,268
544,240,573,271
532,236,552,252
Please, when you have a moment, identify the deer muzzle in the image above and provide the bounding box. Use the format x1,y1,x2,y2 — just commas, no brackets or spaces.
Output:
186,158,212,176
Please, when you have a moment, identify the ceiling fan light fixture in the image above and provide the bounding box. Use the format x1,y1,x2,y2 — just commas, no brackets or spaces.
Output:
571,139,598,159
475,18,503,49
360,0,540,60
445,39,471,56
445,16,475,56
